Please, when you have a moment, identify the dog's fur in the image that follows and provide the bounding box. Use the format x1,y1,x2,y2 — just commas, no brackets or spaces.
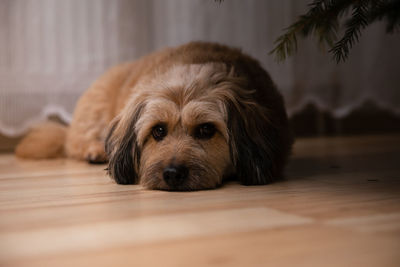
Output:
16,42,293,191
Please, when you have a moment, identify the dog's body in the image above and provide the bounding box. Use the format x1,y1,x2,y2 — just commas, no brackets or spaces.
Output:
16,42,293,190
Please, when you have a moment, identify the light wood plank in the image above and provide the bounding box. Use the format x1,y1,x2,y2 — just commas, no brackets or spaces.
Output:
0,134,399,266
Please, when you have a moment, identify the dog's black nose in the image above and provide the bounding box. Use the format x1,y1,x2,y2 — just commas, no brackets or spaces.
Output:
163,165,188,186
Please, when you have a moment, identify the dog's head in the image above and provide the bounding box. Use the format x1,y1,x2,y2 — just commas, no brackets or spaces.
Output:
105,63,291,190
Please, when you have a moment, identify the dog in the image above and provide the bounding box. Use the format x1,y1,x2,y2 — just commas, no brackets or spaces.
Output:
16,42,293,191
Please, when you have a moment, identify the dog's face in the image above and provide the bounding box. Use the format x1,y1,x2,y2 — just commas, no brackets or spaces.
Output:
106,63,291,190
137,97,231,190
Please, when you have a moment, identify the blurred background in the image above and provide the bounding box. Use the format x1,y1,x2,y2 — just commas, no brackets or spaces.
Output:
1,0,400,151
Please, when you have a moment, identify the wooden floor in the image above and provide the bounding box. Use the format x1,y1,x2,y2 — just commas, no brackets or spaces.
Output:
0,134,399,267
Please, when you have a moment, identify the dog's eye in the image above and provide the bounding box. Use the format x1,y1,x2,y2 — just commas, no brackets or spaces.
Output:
152,124,167,141
194,123,216,140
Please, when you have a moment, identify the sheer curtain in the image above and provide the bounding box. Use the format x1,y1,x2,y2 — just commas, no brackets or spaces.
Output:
1,0,399,137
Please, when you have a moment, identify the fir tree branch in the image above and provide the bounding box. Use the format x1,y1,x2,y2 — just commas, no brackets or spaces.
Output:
329,0,371,62
368,0,400,33
270,0,356,62
270,0,400,63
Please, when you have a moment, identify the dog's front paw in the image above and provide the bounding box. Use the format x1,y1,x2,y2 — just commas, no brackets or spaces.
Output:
84,142,107,164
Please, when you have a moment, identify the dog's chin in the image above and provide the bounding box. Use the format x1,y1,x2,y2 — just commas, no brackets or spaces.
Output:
139,161,224,191
157,183,218,192
140,175,221,191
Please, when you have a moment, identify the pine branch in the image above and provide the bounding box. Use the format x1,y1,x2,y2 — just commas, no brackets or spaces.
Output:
368,0,400,33
270,0,400,63
329,0,371,62
270,0,356,62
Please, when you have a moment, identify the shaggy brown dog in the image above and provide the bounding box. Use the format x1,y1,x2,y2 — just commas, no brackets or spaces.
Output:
16,42,293,191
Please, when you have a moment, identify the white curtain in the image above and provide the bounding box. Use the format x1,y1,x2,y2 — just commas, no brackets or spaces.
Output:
1,0,399,136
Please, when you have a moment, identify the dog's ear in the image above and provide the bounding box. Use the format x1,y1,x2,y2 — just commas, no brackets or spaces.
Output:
105,104,144,185
227,97,292,185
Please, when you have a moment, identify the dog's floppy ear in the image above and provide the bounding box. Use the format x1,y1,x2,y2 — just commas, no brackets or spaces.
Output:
105,104,144,184
227,97,292,185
